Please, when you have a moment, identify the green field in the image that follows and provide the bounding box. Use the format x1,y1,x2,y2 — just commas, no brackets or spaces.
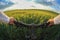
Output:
0,9,60,40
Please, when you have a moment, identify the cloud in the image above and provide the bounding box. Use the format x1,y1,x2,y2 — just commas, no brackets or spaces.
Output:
33,0,60,11
3,0,53,11
34,0,55,6
3,0,60,13
10,0,29,3
46,0,54,2
0,2,6,5
47,0,60,10
0,0,14,10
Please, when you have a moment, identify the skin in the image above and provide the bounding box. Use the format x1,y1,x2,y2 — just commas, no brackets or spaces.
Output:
47,19,54,26
9,17,15,24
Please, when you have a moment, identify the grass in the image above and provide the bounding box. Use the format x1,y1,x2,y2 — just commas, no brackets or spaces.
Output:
0,9,59,40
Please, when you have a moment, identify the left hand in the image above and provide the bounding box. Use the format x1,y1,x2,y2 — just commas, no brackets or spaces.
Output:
9,17,15,24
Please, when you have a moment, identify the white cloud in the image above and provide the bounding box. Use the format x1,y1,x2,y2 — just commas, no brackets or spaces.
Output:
10,0,18,3
3,0,53,11
46,0,54,2
10,0,28,3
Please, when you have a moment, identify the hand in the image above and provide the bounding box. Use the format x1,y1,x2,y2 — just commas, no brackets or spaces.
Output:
9,17,15,24
47,19,54,26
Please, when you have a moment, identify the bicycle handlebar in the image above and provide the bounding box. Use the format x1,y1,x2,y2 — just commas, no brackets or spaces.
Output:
14,20,50,28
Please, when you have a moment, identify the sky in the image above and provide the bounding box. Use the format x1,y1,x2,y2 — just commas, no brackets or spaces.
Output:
0,0,14,10
0,0,60,12
34,0,60,10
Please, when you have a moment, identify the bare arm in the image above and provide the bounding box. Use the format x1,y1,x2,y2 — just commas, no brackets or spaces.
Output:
48,15,60,26
0,11,10,23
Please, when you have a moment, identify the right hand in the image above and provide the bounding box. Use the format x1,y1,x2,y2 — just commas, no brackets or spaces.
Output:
47,19,54,26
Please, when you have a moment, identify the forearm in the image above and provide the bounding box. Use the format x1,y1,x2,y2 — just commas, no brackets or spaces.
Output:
0,11,10,23
54,15,60,24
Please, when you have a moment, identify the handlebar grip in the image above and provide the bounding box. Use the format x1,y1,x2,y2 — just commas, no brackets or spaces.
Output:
38,22,50,28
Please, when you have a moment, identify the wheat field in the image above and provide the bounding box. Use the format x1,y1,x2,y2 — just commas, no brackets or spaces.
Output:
0,9,59,40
